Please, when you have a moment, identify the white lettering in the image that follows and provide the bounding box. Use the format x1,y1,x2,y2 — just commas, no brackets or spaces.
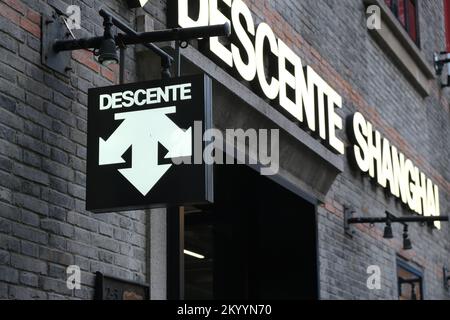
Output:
278,39,302,121
98,83,193,110
255,23,279,100
178,0,209,28
209,0,233,67
175,0,345,154
231,0,256,82
352,112,370,172
351,112,440,225
326,87,345,155
99,94,112,110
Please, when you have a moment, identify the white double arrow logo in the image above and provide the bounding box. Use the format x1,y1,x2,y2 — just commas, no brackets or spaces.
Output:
99,107,192,196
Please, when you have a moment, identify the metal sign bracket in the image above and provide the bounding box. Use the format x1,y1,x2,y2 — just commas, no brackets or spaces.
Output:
42,12,72,74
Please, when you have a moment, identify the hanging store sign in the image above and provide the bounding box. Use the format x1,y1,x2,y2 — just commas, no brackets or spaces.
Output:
168,0,345,155
349,112,441,224
86,74,213,213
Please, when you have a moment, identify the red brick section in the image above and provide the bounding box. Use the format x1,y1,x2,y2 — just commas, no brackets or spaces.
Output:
26,8,41,25
20,15,41,38
0,2,21,24
3,0,26,13
72,50,100,73
101,65,117,83
0,0,41,38
244,0,450,197
72,49,118,83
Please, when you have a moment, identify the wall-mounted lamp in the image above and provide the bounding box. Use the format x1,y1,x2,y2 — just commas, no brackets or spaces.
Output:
96,14,119,66
434,52,450,88
383,215,394,239
42,8,231,78
402,224,412,251
344,208,449,251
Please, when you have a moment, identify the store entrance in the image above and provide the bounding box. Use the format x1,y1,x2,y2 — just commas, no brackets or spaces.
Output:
184,165,319,300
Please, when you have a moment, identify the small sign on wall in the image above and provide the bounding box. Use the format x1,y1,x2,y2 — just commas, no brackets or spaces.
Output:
86,75,213,213
94,272,149,300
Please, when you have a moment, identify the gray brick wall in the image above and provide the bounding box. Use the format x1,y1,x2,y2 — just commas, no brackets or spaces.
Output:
0,0,147,300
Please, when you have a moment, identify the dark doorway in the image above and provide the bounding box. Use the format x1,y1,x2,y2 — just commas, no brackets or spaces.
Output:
184,164,319,300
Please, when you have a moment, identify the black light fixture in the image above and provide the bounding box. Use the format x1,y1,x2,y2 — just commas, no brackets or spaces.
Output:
97,38,119,66
402,224,412,251
345,210,449,247
96,14,119,66
42,8,231,77
383,215,394,239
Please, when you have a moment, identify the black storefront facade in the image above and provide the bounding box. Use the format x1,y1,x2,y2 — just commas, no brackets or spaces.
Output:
0,0,449,301
181,165,319,300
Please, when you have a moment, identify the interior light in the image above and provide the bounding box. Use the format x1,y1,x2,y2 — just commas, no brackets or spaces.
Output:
184,249,205,259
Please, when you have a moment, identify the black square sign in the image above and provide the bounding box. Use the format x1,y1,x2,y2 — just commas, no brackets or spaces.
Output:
87,74,213,213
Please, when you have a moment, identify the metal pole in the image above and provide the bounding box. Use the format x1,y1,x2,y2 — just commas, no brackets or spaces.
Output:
348,216,449,225
174,41,181,77
119,47,125,84
118,24,230,45
53,23,230,52
53,36,104,52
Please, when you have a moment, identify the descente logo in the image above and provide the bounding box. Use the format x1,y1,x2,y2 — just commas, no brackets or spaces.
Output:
98,83,192,110
170,0,345,155
169,0,442,223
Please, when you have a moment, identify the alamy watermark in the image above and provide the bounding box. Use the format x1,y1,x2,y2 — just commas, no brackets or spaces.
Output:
366,265,381,290
170,122,280,176
65,5,81,30
66,265,81,290
366,5,381,30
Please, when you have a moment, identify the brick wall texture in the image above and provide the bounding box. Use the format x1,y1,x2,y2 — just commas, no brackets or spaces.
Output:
0,0,449,300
